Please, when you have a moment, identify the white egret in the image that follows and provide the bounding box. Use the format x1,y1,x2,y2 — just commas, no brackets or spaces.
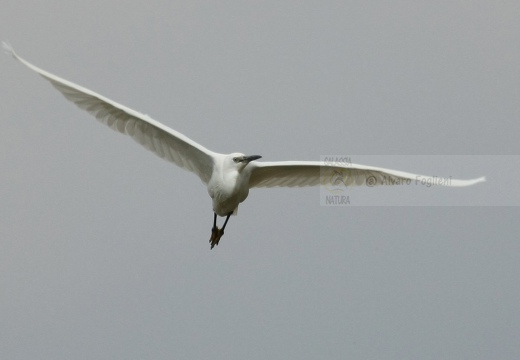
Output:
3,42,485,249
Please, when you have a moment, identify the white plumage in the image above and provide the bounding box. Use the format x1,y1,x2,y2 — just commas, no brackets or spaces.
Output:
3,42,485,248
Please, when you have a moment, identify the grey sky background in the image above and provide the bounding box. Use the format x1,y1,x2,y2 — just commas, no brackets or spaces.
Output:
1,1,519,359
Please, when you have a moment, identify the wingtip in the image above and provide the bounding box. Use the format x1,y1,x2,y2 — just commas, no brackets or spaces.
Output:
2,40,16,58
466,176,486,186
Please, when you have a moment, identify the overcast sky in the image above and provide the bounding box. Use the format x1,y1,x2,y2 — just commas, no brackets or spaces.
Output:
1,1,519,359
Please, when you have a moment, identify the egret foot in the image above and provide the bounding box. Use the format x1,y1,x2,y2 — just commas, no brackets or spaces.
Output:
209,211,232,249
210,226,224,249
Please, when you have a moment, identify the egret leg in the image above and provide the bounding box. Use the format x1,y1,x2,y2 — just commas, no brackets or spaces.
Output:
209,212,232,249
210,213,219,249
220,213,232,232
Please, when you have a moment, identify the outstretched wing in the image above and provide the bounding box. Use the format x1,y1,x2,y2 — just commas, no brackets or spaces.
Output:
248,161,485,188
3,42,216,184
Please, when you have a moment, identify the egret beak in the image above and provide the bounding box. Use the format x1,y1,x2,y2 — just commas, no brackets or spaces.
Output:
243,155,262,163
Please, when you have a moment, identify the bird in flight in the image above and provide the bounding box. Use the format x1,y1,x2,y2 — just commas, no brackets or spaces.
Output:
3,42,485,249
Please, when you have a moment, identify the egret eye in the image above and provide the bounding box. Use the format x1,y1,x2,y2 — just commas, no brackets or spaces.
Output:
233,157,239,163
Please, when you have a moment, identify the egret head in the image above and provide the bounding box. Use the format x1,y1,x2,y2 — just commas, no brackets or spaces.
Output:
228,153,262,169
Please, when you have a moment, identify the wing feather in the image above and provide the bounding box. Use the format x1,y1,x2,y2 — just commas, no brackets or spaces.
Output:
248,161,485,188
4,42,216,184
